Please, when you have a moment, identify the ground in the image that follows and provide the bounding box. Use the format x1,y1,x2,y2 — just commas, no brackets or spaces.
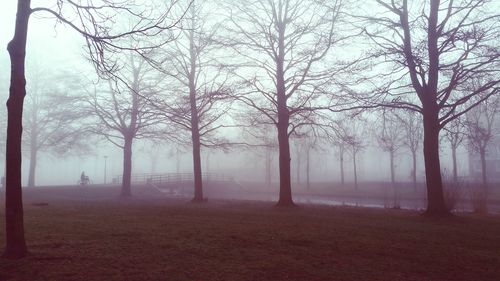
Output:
0,187,500,280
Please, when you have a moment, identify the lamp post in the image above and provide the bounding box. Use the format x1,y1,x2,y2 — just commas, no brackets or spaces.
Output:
103,155,108,184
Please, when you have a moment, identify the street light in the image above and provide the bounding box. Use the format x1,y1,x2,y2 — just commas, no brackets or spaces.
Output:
103,155,108,184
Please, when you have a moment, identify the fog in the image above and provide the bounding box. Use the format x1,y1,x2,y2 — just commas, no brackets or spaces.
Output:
2,1,500,278
0,0,496,199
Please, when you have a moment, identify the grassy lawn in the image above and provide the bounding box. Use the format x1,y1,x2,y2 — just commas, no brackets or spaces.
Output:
1,197,500,281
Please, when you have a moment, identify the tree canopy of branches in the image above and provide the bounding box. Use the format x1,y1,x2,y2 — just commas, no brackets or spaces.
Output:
396,110,422,191
85,54,163,197
465,94,499,193
5,0,185,259
153,0,233,202
24,72,89,188
224,0,349,206
356,0,500,215
442,118,466,183
375,110,405,207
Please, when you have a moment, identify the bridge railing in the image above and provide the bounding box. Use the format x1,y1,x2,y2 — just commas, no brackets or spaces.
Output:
112,173,235,185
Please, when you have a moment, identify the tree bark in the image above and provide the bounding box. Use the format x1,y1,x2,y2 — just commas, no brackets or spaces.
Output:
275,19,294,207
3,0,31,259
422,107,448,215
188,16,204,203
191,126,203,202
121,135,133,198
277,122,293,206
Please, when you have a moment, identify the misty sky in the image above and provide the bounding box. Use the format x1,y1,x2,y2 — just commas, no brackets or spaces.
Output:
0,1,480,186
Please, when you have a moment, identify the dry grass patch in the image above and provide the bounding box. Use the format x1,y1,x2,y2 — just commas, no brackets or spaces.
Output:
0,198,499,281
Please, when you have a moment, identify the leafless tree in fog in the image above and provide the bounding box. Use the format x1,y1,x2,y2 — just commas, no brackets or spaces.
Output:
5,0,185,258
396,110,422,192
291,129,319,189
153,1,233,202
375,110,405,208
343,118,365,190
443,118,466,184
85,54,164,197
328,116,365,189
24,72,89,188
223,0,350,206
465,94,499,197
355,0,500,215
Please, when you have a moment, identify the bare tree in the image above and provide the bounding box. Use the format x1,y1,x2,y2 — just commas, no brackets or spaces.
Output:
443,118,466,184
291,129,319,189
465,95,499,194
375,110,405,208
5,0,185,258
396,110,422,192
242,124,279,188
343,118,365,190
154,1,232,202
224,0,348,206
24,71,89,187
329,119,354,186
85,54,163,197
356,0,500,215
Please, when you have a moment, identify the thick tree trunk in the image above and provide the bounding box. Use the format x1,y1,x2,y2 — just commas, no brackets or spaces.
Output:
188,19,204,203
422,107,448,215
191,127,203,202
451,146,458,184
4,0,31,259
411,150,417,192
277,122,293,206
121,136,133,198
275,20,294,207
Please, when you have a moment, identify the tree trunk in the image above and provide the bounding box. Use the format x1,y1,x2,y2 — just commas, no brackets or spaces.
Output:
188,18,204,203
3,0,31,259
191,127,203,202
121,135,133,198
411,149,417,192
422,107,448,215
277,122,293,206
275,20,294,207
451,145,458,183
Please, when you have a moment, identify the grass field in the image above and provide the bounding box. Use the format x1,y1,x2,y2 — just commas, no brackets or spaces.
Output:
1,194,500,280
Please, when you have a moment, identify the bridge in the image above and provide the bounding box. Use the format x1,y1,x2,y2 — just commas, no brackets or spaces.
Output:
112,173,240,195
